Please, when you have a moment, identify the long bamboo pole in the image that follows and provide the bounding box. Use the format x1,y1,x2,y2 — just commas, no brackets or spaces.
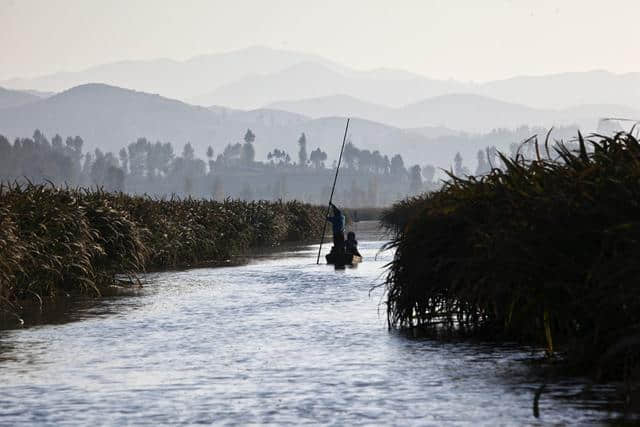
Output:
316,118,350,264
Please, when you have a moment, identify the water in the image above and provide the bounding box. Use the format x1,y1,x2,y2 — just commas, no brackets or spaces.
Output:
0,228,625,425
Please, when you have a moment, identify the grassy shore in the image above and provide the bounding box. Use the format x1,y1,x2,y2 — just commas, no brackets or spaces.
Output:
382,131,640,387
0,184,325,315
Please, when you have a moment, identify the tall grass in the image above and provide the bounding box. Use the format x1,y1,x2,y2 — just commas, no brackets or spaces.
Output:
0,185,324,314
382,131,640,383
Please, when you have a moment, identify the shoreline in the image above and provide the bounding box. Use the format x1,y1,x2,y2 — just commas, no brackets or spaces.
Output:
0,220,384,330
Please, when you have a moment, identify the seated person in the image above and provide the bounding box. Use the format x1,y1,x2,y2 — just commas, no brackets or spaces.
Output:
345,231,361,257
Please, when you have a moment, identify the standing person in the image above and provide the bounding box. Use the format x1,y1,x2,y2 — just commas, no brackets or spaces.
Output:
326,202,345,253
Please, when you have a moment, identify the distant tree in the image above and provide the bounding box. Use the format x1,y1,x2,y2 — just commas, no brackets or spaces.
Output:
297,133,308,167
371,150,385,174
355,149,369,173
390,154,407,178
81,152,93,185
90,148,120,188
343,141,358,169
382,155,391,175
241,140,255,166
59,135,83,183
0,135,11,177
51,134,63,151
65,136,83,156
453,152,463,177
309,147,327,169
119,148,128,175
221,142,242,167
409,165,423,194
182,142,195,160
244,128,255,144
475,149,490,175
206,145,214,173
452,152,471,177
33,129,49,148
128,137,150,177
422,164,436,184
105,166,125,192
267,148,291,167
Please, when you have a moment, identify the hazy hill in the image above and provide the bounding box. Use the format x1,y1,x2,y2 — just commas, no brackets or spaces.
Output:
0,84,224,153
0,46,345,102
0,87,42,109
3,47,638,114
268,94,391,123
193,61,467,109
190,56,640,111
478,70,640,110
396,94,546,130
268,93,635,132
0,83,443,165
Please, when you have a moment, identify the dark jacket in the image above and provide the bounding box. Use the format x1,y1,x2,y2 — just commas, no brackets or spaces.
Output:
345,237,361,257
327,206,345,235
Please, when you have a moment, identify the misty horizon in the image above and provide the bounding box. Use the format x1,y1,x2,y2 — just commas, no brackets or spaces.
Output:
1,43,634,84
2,0,639,82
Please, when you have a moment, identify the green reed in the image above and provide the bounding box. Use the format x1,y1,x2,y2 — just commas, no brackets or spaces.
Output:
0,185,324,314
382,131,640,383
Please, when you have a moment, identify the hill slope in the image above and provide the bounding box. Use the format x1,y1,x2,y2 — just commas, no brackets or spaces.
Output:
194,61,467,109
0,84,441,165
0,87,42,109
4,47,639,112
267,93,638,131
0,46,346,102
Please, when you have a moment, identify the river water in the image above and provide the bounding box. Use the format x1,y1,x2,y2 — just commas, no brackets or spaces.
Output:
0,227,625,425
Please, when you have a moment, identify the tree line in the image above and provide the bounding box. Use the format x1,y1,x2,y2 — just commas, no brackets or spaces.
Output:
0,126,576,206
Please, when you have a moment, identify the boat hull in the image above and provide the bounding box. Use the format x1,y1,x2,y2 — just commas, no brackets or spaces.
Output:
326,250,362,266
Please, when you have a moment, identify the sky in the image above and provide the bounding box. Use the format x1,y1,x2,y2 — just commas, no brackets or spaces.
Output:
1,0,639,82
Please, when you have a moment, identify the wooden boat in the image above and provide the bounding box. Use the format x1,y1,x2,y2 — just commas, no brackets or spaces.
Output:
326,249,362,266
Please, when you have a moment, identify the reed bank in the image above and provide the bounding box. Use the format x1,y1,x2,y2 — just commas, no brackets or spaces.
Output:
382,131,640,396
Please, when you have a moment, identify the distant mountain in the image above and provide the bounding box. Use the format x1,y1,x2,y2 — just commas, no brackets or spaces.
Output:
405,126,464,139
23,89,55,98
267,93,637,132
0,87,42,109
477,70,640,110
193,61,468,109
190,59,640,112
395,94,545,130
4,47,639,114
0,83,441,166
0,84,224,153
0,46,346,102
268,94,390,122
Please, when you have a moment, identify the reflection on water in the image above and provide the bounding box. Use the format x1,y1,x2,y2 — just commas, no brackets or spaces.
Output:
0,226,629,425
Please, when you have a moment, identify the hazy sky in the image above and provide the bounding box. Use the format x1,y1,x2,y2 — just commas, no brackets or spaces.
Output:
1,0,639,82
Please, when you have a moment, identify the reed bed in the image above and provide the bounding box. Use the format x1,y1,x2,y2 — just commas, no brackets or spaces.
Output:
0,185,324,314
382,131,640,384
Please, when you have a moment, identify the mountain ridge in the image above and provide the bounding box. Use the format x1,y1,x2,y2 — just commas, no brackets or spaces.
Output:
0,83,443,166
3,46,638,112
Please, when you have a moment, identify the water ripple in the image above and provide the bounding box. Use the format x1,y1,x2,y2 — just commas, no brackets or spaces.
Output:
0,238,626,425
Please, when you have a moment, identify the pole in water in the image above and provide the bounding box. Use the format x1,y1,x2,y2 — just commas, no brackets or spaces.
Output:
317,118,350,264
